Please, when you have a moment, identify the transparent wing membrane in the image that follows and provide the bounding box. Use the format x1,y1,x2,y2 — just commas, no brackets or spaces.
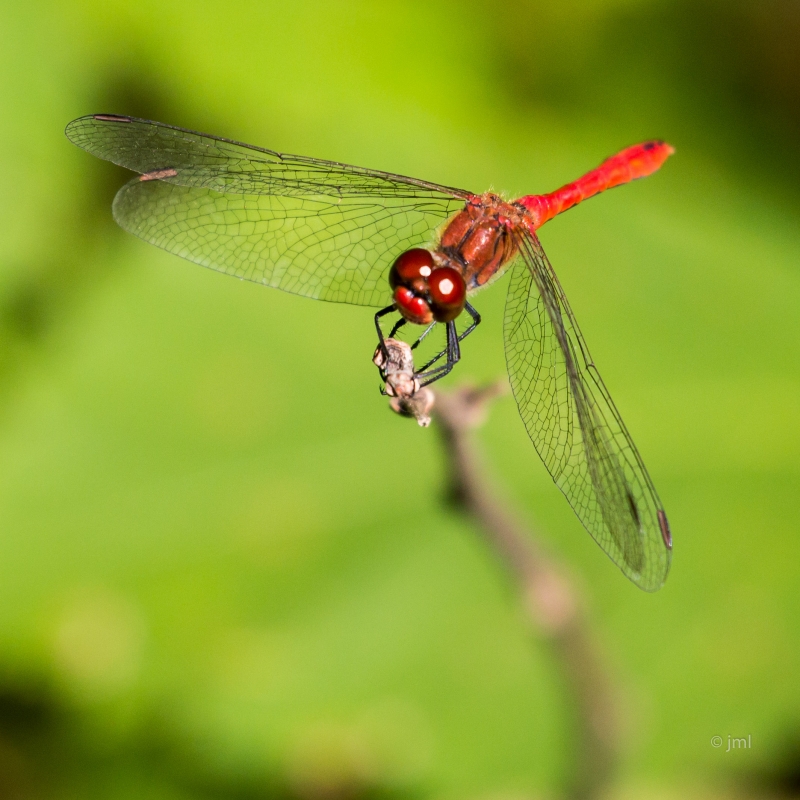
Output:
504,229,671,590
66,115,468,305
112,180,461,305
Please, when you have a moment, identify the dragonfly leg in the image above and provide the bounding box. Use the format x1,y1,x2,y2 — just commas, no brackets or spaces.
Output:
388,317,408,338
416,302,481,373
416,320,461,387
460,301,482,339
374,304,397,360
381,314,434,350
376,303,480,389
409,321,437,350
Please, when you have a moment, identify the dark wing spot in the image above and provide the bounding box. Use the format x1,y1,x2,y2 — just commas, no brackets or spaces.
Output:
657,509,672,549
93,114,133,122
626,489,641,527
139,168,178,182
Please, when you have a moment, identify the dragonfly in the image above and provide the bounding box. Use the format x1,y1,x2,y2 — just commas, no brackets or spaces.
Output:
66,114,674,591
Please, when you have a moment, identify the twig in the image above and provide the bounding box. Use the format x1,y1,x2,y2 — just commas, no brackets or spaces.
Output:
373,338,435,426
431,384,620,800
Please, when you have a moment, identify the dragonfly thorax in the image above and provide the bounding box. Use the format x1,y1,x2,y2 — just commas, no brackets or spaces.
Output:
438,194,521,290
389,248,466,325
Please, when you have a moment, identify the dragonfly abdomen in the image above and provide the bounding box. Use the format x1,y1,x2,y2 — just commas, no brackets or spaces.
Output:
517,140,675,229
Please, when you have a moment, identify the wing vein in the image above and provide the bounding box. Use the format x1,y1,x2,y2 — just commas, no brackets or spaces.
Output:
503,228,671,590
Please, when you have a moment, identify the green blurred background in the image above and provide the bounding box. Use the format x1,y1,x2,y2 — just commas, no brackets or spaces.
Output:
0,1,799,797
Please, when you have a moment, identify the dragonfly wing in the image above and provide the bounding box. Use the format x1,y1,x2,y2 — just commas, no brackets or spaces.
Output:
66,115,469,306
504,228,672,591
112,179,460,305
65,115,472,198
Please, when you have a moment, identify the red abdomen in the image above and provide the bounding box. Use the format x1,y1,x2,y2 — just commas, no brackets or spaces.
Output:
518,140,675,229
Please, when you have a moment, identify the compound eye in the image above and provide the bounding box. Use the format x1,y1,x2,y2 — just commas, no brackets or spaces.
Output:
389,248,435,290
428,267,467,322
393,286,434,325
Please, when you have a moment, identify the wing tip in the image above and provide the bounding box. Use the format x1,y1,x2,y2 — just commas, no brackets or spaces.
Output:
636,545,673,593
65,113,133,143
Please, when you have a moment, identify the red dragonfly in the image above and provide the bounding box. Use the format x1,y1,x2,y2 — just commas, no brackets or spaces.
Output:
66,114,673,591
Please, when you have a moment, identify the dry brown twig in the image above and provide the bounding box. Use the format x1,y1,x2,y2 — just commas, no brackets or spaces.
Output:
373,338,435,426
379,353,621,800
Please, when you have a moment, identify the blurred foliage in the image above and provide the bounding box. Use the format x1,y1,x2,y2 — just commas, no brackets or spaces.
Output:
0,0,798,798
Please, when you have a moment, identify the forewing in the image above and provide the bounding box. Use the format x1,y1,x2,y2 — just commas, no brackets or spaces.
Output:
504,229,671,591
66,115,469,305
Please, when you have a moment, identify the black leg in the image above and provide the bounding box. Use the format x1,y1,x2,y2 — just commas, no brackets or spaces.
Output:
388,317,407,339
383,316,434,350
416,320,461,387
409,322,437,350
461,301,482,339
374,304,397,359
375,303,481,390
416,302,482,374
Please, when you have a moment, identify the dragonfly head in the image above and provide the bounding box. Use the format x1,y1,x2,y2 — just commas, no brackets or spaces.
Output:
389,248,466,325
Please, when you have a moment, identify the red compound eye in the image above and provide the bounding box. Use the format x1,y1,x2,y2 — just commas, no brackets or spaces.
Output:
389,248,435,291
428,267,467,322
393,286,434,325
